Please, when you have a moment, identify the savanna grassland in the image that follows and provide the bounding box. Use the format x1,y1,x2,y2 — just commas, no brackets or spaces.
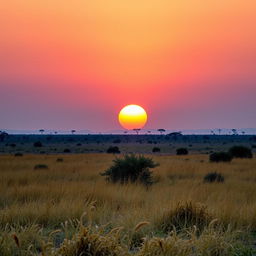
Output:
0,151,256,255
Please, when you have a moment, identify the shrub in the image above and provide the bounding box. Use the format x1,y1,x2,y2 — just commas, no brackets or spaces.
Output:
34,164,48,170
209,152,233,162
229,146,253,159
56,158,64,162
156,202,212,233
176,148,188,155
106,146,120,154
101,154,159,186
63,148,71,153
52,227,125,256
204,172,224,183
33,141,42,147
14,153,23,157
113,139,121,143
152,147,160,153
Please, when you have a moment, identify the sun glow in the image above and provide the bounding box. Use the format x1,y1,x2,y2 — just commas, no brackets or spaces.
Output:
118,104,147,130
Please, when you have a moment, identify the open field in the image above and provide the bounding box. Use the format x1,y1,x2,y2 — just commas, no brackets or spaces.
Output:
0,152,256,255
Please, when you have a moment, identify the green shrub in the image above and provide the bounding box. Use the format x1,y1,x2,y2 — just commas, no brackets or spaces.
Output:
229,146,253,159
176,148,188,155
107,146,120,154
156,202,212,233
101,154,159,186
204,172,224,183
209,152,233,162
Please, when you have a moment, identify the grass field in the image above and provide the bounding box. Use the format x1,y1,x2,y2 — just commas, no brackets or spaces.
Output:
0,153,256,255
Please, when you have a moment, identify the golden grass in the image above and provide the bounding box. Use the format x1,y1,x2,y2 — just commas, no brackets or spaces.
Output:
0,153,255,254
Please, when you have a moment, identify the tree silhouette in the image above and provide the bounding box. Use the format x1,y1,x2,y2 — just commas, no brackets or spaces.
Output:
133,128,141,135
232,129,237,135
39,129,45,134
158,129,166,135
71,130,76,135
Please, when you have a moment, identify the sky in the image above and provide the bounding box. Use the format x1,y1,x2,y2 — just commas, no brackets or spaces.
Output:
0,0,256,132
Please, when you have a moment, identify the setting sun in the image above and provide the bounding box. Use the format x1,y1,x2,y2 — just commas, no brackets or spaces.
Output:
118,105,147,130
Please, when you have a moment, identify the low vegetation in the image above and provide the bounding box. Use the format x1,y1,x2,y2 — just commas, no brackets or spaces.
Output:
204,172,225,183
156,202,212,234
107,146,120,154
176,148,188,155
0,153,255,255
209,152,233,162
101,154,158,186
229,145,253,159
152,147,160,153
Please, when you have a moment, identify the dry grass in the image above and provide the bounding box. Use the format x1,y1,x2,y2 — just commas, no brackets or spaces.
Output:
0,153,255,255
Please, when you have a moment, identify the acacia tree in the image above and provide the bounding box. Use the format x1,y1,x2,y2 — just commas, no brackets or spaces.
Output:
133,128,141,135
232,129,237,135
39,129,45,134
158,129,166,135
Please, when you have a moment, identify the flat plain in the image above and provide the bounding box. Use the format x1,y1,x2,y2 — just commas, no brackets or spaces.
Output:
0,134,256,255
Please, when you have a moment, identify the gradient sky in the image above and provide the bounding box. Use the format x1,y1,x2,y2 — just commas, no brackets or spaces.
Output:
1,0,256,131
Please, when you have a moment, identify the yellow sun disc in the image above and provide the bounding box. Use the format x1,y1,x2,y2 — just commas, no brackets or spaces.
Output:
118,104,147,130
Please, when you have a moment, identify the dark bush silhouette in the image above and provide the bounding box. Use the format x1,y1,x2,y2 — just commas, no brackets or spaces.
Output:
63,148,71,153
101,154,159,186
106,146,120,154
34,164,48,170
229,145,253,159
156,202,212,234
176,148,188,155
209,152,233,162
204,172,224,183
14,153,23,157
34,141,43,147
152,147,160,153
56,158,64,162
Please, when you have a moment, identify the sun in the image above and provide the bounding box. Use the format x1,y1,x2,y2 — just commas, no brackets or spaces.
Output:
118,104,148,130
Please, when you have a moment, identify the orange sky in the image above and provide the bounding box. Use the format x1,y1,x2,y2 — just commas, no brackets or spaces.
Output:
0,1,256,131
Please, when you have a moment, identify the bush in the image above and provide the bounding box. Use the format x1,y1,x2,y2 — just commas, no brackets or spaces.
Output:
34,164,48,170
101,154,159,186
176,148,188,155
33,141,42,147
229,145,253,159
156,202,212,233
63,148,71,153
56,158,64,162
152,147,160,153
204,172,224,183
52,227,125,256
209,152,233,162
14,153,23,157
106,146,120,154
